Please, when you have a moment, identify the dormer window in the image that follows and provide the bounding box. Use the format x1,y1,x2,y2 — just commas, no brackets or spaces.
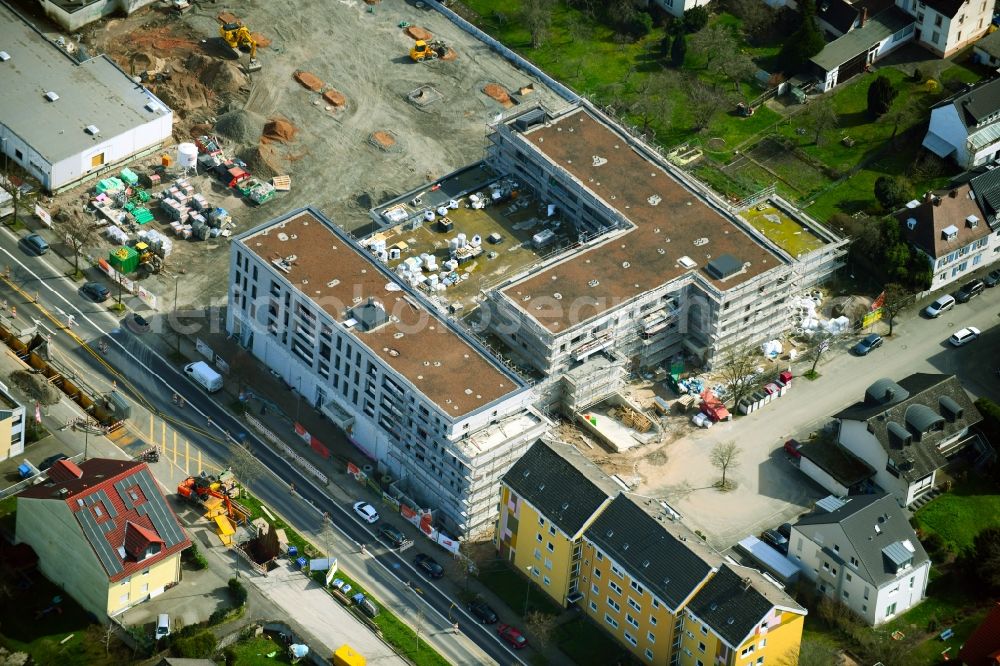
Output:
966,215,979,228
941,224,959,241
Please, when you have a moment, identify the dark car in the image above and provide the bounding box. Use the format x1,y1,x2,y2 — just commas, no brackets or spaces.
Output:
22,233,49,255
853,333,883,356
497,624,528,650
467,599,498,624
378,524,407,549
39,453,68,471
80,281,110,302
761,529,789,553
955,279,985,303
413,553,444,579
985,269,1000,288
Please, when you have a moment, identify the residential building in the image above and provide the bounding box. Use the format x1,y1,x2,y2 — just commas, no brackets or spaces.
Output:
834,374,982,506
810,7,915,91
0,2,173,192
958,601,1000,666
924,77,1000,169
227,208,548,538
477,103,844,391
14,458,190,620
579,493,806,665
899,0,995,57
972,26,1000,65
497,438,620,606
797,438,876,497
789,494,931,625
649,0,710,19
896,184,999,291
0,379,26,462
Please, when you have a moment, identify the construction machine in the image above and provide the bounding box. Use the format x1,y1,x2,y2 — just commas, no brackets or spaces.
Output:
218,21,262,72
134,241,163,276
409,39,448,62
177,474,251,524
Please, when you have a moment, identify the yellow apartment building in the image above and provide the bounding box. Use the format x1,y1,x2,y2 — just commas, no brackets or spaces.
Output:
497,439,619,607
15,458,190,620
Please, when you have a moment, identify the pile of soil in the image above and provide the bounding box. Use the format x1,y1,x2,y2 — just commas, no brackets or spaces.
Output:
261,118,298,144
217,11,240,24
154,75,212,115
251,32,271,48
441,48,458,61
130,52,165,74
405,26,433,41
10,371,59,406
238,144,283,178
215,109,266,144
323,89,346,108
482,83,511,106
371,131,396,149
199,60,247,95
294,70,324,92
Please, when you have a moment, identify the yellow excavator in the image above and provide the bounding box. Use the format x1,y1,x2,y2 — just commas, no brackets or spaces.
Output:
219,21,262,72
409,39,448,62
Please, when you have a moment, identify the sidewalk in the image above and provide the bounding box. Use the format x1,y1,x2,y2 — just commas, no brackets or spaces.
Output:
148,324,577,666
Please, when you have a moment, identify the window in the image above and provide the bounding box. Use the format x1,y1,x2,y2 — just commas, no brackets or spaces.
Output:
909,577,915,589
547,542,554,552
647,631,656,643
862,604,868,613
608,597,621,612
645,649,654,661
759,638,767,649
864,587,870,600
843,590,850,599
652,598,659,609
596,551,604,561
624,631,638,647
590,600,598,612
697,661,705,666
650,615,658,626
533,548,541,560
611,563,625,578
538,516,545,526
932,30,941,43
594,568,602,579
698,641,706,653
536,533,543,543
592,583,600,594
605,614,619,629
14,149,23,160
549,525,556,536
543,576,551,586
885,602,897,617
833,544,840,553
609,581,623,595
544,558,553,570
140,583,149,594
626,613,639,629
742,645,755,657
846,573,853,582
756,658,765,665
700,624,708,636
630,580,645,595
628,597,641,612
934,14,943,26
850,556,859,567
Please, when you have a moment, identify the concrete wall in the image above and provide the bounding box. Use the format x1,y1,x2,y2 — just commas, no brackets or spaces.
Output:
16,497,111,620
799,457,851,497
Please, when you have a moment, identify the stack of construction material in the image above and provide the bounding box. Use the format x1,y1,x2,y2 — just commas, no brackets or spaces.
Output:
160,198,187,222
208,208,231,227
248,180,275,205
119,168,139,186
96,178,126,195
190,194,209,211
106,226,129,245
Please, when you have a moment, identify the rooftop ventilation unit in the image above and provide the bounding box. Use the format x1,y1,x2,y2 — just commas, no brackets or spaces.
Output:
0,51,9,61
84,125,100,135
44,91,59,102
677,255,697,269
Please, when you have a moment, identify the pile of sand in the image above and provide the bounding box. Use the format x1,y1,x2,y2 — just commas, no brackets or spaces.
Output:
215,109,266,144
155,76,211,115
251,32,271,48
294,70,324,92
323,89,346,108
482,83,511,106
441,48,458,61
201,60,247,94
130,52,165,74
238,144,283,178
262,118,298,144
405,26,433,41
217,11,240,25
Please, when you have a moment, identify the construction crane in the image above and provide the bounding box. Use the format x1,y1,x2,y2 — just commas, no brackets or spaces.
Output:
409,39,448,62
218,21,262,72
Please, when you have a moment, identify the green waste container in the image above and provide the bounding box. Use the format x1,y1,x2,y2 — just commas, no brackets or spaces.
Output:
108,246,139,274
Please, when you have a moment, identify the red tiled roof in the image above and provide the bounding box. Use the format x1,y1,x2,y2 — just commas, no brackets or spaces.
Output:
960,603,1000,666
48,458,83,482
17,458,189,582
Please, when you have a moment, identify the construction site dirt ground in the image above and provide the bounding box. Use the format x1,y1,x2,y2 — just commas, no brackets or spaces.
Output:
38,0,566,311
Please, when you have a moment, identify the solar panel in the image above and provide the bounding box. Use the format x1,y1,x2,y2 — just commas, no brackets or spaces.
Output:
134,470,184,547
114,479,136,511
95,489,118,518
77,510,123,575
883,541,913,569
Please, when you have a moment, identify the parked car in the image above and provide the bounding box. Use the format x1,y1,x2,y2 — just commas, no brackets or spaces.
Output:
955,279,985,303
777,523,792,539
124,312,151,334
80,281,110,302
783,439,803,459
924,294,955,317
853,333,883,356
39,453,68,471
761,529,789,553
378,523,407,548
413,553,444,579
467,599,498,624
22,233,49,255
497,624,528,650
352,501,379,524
949,327,981,346
985,269,1000,288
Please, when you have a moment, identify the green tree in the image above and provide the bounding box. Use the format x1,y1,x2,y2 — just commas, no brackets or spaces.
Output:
228,577,248,606
683,6,710,33
873,175,911,211
970,527,1000,595
671,32,687,67
777,0,825,73
867,75,898,118
659,32,672,59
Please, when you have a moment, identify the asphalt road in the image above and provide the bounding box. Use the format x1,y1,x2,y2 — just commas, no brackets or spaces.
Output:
0,230,522,666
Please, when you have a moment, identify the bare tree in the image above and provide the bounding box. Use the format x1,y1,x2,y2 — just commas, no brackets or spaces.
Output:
879,283,910,336
710,441,741,490
449,538,490,590
689,24,733,70
60,209,98,278
524,610,557,649
802,97,839,145
801,332,834,376
716,344,762,408
522,0,555,48
718,50,758,94
629,71,677,135
881,100,921,142
685,78,731,132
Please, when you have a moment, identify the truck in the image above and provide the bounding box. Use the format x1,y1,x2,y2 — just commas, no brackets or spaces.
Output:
333,644,365,666
184,361,223,392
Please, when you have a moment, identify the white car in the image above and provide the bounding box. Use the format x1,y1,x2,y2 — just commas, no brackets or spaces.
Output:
352,501,379,524
924,294,955,318
949,327,981,346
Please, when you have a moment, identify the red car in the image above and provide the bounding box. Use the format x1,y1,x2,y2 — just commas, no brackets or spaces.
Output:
783,438,803,459
497,623,528,650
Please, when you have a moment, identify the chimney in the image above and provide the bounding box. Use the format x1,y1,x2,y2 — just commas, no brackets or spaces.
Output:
933,196,942,206
743,577,752,591
949,189,958,198
861,7,868,26
923,191,933,203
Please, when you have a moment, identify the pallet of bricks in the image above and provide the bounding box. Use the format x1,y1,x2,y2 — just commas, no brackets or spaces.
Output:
159,177,229,241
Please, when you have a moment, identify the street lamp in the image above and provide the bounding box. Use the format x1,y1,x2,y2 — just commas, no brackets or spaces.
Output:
173,275,180,353
523,565,533,616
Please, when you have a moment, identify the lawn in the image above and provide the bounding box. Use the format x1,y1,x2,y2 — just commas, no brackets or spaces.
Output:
913,476,1000,552
554,616,630,666
476,563,562,617
0,495,16,536
229,635,294,665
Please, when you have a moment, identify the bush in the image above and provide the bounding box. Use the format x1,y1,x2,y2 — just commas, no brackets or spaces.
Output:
183,543,208,570
228,578,248,606
629,11,654,37
682,6,709,33
209,608,229,625
921,532,946,560
874,175,911,211
867,75,899,118
173,630,216,659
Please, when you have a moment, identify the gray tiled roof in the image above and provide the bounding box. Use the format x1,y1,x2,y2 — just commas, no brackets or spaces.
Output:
811,7,914,70
794,494,929,587
834,373,981,481
585,494,715,611
687,564,804,649
502,439,618,537
932,77,1000,129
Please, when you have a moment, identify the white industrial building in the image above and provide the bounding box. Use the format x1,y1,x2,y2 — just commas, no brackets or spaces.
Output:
227,208,548,537
0,2,173,193
37,0,158,32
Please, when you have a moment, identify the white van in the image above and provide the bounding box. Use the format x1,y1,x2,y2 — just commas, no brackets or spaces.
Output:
184,361,223,393
155,613,170,639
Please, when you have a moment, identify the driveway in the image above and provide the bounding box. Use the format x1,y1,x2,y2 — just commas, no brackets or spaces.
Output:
642,286,1000,548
